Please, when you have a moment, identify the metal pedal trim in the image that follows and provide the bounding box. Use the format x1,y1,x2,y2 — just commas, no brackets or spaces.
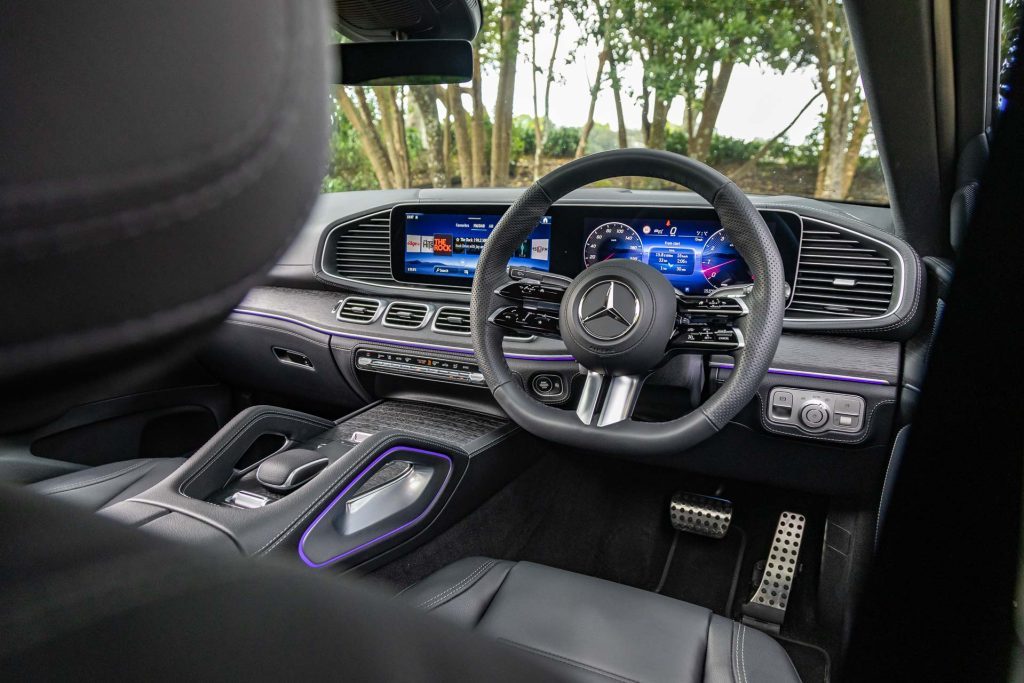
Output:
669,492,733,539
745,511,804,626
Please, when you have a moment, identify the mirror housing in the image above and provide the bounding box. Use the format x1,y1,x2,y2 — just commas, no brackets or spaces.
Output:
335,40,473,85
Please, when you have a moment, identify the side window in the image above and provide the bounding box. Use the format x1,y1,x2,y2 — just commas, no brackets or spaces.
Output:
998,0,1021,113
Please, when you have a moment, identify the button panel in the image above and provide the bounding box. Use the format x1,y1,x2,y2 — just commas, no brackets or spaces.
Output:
767,387,865,434
355,350,486,386
531,373,565,398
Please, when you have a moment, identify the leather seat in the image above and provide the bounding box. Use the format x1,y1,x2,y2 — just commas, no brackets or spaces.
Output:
401,557,801,683
26,458,185,512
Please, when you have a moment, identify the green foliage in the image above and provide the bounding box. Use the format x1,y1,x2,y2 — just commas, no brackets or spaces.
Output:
664,127,689,156
543,126,581,157
322,99,378,192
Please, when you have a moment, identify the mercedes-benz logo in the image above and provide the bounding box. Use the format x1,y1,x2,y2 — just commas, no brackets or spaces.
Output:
578,281,641,340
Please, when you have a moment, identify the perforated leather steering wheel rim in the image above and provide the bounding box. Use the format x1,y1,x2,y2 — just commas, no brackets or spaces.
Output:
470,149,786,458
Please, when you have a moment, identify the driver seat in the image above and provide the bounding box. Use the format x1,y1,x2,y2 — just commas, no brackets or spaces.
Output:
401,557,799,682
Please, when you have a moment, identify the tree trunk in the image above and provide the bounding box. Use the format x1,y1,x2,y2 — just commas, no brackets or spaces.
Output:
490,0,523,187
838,101,871,198
648,94,669,150
410,85,447,188
640,82,651,146
446,86,473,187
373,86,410,187
689,60,735,162
470,44,486,187
575,46,609,158
335,87,395,189
610,58,627,149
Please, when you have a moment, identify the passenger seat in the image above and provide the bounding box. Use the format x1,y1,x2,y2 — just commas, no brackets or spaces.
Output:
26,457,185,511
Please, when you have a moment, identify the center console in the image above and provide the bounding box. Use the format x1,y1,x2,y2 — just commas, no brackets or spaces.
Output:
101,400,525,569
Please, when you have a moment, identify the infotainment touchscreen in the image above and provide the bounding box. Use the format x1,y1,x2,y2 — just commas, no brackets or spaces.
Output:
394,209,551,285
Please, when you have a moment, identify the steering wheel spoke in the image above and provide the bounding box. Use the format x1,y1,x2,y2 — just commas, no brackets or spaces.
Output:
575,371,644,427
488,305,561,337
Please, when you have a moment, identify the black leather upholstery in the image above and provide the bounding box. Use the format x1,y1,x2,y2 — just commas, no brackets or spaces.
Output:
401,557,801,683
26,457,185,511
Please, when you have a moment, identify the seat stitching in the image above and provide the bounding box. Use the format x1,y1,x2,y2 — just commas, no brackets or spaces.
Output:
418,560,497,610
731,621,740,683
33,461,150,495
497,639,641,683
740,625,749,683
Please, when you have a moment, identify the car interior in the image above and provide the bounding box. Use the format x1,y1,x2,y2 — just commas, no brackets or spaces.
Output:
2,1,1022,681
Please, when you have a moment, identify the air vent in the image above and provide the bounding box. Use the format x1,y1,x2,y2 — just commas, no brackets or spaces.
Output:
432,306,533,341
383,301,431,329
326,211,395,285
432,306,472,335
336,297,383,324
788,222,896,320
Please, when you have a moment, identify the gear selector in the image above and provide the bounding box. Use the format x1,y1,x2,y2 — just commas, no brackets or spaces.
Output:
256,448,329,492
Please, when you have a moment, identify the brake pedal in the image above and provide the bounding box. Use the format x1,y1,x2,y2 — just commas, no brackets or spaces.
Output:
669,492,733,539
742,511,805,633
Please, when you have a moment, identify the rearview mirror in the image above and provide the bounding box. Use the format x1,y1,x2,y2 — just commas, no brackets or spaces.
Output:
335,40,473,85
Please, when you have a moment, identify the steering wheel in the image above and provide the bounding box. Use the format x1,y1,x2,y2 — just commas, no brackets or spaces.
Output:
470,149,785,458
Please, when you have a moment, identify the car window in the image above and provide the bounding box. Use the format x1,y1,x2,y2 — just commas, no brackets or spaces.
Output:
327,0,889,205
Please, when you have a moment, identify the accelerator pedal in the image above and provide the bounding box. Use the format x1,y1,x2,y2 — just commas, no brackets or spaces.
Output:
669,492,733,539
741,511,805,633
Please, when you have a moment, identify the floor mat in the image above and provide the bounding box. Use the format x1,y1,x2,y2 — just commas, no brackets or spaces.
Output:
655,526,747,615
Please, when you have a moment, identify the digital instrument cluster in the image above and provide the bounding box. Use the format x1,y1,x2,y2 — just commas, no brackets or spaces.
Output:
582,218,750,295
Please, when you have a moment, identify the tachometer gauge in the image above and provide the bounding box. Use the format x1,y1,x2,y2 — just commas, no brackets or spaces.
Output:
699,228,750,289
583,222,643,267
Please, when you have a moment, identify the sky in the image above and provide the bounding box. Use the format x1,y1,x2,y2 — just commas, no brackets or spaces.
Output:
477,10,827,144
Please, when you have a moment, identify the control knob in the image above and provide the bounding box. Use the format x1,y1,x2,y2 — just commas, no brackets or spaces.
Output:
798,400,830,430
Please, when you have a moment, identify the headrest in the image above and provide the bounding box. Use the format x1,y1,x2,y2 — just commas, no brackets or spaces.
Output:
0,1,331,428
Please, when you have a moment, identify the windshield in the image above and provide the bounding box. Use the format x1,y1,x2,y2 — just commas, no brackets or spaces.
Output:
326,0,888,205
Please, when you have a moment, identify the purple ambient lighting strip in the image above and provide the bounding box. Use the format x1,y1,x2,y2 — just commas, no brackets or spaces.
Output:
711,362,888,385
298,446,452,568
232,309,577,362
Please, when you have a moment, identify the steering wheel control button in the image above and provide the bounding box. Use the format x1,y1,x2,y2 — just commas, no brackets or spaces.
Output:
578,281,641,340
490,306,560,336
531,374,564,398
798,401,830,430
767,387,866,435
495,280,566,304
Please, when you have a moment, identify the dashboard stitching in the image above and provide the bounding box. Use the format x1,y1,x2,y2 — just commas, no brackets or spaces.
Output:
756,392,894,445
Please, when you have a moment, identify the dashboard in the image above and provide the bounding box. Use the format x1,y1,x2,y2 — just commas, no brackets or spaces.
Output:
389,203,802,299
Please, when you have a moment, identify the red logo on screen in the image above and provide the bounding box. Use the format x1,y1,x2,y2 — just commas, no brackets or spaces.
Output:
432,234,453,255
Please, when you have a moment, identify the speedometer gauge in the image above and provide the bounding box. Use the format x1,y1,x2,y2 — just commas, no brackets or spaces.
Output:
583,222,643,267
700,229,750,289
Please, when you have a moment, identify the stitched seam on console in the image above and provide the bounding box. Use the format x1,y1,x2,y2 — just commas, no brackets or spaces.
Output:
257,433,462,554
496,639,640,683
1,2,307,259
178,410,332,495
0,2,290,206
876,424,910,548
34,461,150,495
757,392,893,445
418,560,497,610
224,319,330,347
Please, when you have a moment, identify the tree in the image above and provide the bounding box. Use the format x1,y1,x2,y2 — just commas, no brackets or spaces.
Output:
444,85,474,186
803,0,870,199
529,0,565,179
409,85,448,187
490,0,527,186
372,86,411,187
334,87,396,189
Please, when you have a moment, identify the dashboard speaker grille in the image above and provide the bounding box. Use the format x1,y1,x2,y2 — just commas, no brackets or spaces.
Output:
383,301,431,328
327,210,396,285
788,220,895,320
336,297,382,323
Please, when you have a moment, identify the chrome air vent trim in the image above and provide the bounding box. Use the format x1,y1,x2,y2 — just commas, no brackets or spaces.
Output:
785,216,904,323
336,297,383,324
382,301,432,329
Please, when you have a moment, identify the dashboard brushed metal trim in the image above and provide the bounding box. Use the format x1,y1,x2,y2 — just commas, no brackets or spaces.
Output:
232,308,576,361
709,360,889,385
